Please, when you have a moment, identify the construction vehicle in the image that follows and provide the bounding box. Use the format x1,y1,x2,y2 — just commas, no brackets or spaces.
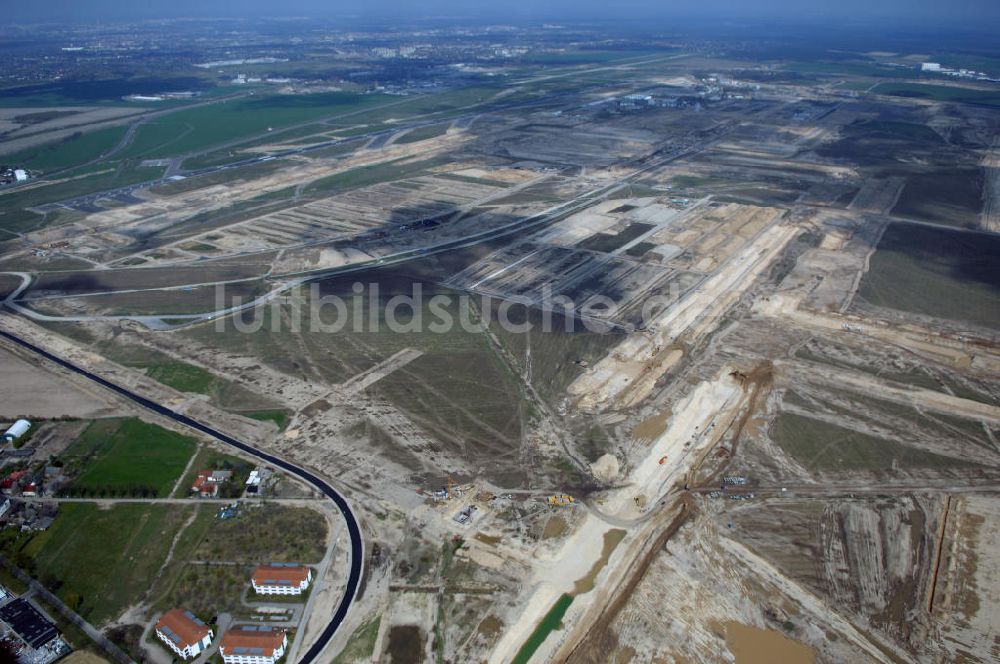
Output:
431,475,458,500
658,455,668,465
548,494,574,506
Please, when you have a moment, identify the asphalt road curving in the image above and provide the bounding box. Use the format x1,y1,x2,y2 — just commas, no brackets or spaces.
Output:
0,326,363,664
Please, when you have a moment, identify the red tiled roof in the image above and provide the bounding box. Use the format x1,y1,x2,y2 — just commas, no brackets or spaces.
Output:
191,471,211,492
251,564,310,587
156,609,210,650
220,626,286,658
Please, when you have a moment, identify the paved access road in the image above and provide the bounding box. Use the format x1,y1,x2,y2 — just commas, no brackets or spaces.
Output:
0,326,363,664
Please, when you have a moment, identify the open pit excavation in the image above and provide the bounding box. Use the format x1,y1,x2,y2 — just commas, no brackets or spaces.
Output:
1,12,1000,664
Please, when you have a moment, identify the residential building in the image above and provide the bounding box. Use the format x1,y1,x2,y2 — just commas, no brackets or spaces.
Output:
219,626,287,664
1,470,29,495
154,609,213,660
191,470,233,498
251,563,312,595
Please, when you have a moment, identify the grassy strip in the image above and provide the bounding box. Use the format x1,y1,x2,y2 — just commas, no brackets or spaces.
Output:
304,155,451,195
143,361,219,393
395,123,449,144
245,410,291,430
873,82,1000,107
332,615,382,664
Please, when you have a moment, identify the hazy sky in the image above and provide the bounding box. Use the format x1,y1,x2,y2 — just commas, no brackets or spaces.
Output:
5,0,1000,26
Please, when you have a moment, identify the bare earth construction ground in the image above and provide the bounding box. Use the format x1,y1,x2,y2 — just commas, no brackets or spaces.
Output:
1,36,999,664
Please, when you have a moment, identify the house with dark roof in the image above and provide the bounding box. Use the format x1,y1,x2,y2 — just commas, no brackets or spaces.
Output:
154,608,213,659
251,563,312,595
220,626,287,664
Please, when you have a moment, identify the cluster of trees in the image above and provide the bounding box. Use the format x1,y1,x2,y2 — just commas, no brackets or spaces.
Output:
107,623,149,663
59,483,159,499
166,567,240,619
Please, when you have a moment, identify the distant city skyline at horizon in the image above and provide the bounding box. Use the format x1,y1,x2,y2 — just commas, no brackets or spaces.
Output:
4,0,1000,27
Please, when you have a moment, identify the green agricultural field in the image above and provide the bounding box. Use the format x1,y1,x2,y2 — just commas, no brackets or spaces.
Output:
19,503,194,624
857,222,1000,330
119,92,389,159
873,82,1000,107
60,418,197,497
4,125,128,172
